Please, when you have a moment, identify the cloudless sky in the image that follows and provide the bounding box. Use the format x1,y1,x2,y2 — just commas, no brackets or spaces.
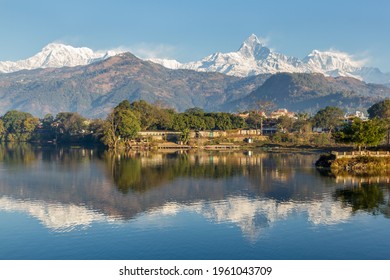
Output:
1,0,389,71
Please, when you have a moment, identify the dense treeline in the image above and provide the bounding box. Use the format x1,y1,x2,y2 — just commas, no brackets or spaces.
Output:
0,99,389,150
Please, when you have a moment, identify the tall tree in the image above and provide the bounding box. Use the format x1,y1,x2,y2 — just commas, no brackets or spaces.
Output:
1,110,38,141
333,118,386,151
253,100,276,132
312,106,344,133
102,100,141,150
368,99,390,144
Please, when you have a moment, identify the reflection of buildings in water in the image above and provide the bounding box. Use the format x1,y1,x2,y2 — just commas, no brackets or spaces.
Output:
334,176,390,185
130,152,269,167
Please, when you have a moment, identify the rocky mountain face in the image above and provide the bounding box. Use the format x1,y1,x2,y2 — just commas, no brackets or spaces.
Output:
1,51,389,119
0,53,269,118
224,72,390,114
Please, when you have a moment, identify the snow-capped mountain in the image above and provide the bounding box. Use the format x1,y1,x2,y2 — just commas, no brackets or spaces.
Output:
1,36,389,84
149,34,390,84
0,43,120,73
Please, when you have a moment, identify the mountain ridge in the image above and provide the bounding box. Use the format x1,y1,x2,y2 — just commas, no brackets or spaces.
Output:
0,43,120,73
1,35,389,84
1,51,389,119
150,34,390,84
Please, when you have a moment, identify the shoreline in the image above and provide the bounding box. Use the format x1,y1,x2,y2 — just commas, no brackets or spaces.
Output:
315,153,390,176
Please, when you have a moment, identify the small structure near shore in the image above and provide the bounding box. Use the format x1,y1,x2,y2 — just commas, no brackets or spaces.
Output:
204,143,240,150
331,151,390,159
157,142,191,150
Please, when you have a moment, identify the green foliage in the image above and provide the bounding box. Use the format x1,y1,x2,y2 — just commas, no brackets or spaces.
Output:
115,109,141,141
0,119,4,141
276,115,295,132
53,112,88,142
180,128,190,144
368,99,390,144
184,107,204,116
213,113,233,130
129,100,158,130
334,118,386,149
101,100,141,150
367,99,390,119
312,106,344,132
335,184,384,213
1,110,39,142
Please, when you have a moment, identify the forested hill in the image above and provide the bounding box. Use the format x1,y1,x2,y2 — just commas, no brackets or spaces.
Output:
224,73,390,114
0,52,389,118
0,52,268,118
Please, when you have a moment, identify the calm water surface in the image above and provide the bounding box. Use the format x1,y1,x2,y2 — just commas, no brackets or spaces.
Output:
0,144,389,260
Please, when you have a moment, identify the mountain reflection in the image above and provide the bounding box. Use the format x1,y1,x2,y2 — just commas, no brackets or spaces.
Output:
0,146,389,240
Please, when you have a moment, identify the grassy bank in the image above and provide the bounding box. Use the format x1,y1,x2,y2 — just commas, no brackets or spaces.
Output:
316,154,390,175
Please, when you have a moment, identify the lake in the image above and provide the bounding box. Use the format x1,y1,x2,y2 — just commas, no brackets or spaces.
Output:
0,144,389,260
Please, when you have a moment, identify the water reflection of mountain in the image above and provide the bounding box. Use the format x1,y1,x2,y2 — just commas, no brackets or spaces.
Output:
1,146,389,238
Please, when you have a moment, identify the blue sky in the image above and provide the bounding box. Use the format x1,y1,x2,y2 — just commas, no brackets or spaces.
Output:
1,0,389,71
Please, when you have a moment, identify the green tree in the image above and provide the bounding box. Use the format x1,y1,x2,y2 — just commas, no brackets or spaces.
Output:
245,112,263,129
180,128,190,144
1,110,38,141
116,109,141,142
334,118,386,151
253,100,276,132
102,101,141,150
54,112,87,137
312,106,344,133
130,100,158,130
185,107,204,116
102,111,120,150
213,113,232,131
87,119,106,142
367,99,390,144
0,119,5,141
276,115,295,132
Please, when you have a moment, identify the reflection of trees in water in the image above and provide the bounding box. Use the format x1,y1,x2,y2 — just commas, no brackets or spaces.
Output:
103,152,246,194
0,143,38,166
334,183,389,216
103,151,327,204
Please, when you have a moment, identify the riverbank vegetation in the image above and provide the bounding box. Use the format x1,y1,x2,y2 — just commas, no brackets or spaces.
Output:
0,99,389,152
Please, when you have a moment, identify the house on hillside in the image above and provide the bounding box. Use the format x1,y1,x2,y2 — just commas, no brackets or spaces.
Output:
344,111,368,123
269,108,295,119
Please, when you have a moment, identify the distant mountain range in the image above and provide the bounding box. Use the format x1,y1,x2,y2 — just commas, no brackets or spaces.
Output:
1,51,389,118
0,43,120,73
0,53,269,117
151,34,390,84
1,35,390,84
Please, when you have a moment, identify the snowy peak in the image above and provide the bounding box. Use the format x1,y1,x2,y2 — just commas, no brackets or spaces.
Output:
303,49,362,73
1,36,389,84
238,34,268,59
148,34,389,84
0,43,121,73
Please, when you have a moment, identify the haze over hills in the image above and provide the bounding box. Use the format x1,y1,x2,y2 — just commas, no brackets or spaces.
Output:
224,73,390,114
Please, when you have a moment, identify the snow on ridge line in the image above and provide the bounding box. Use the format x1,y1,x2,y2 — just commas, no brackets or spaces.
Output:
0,43,124,73
1,35,389,84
